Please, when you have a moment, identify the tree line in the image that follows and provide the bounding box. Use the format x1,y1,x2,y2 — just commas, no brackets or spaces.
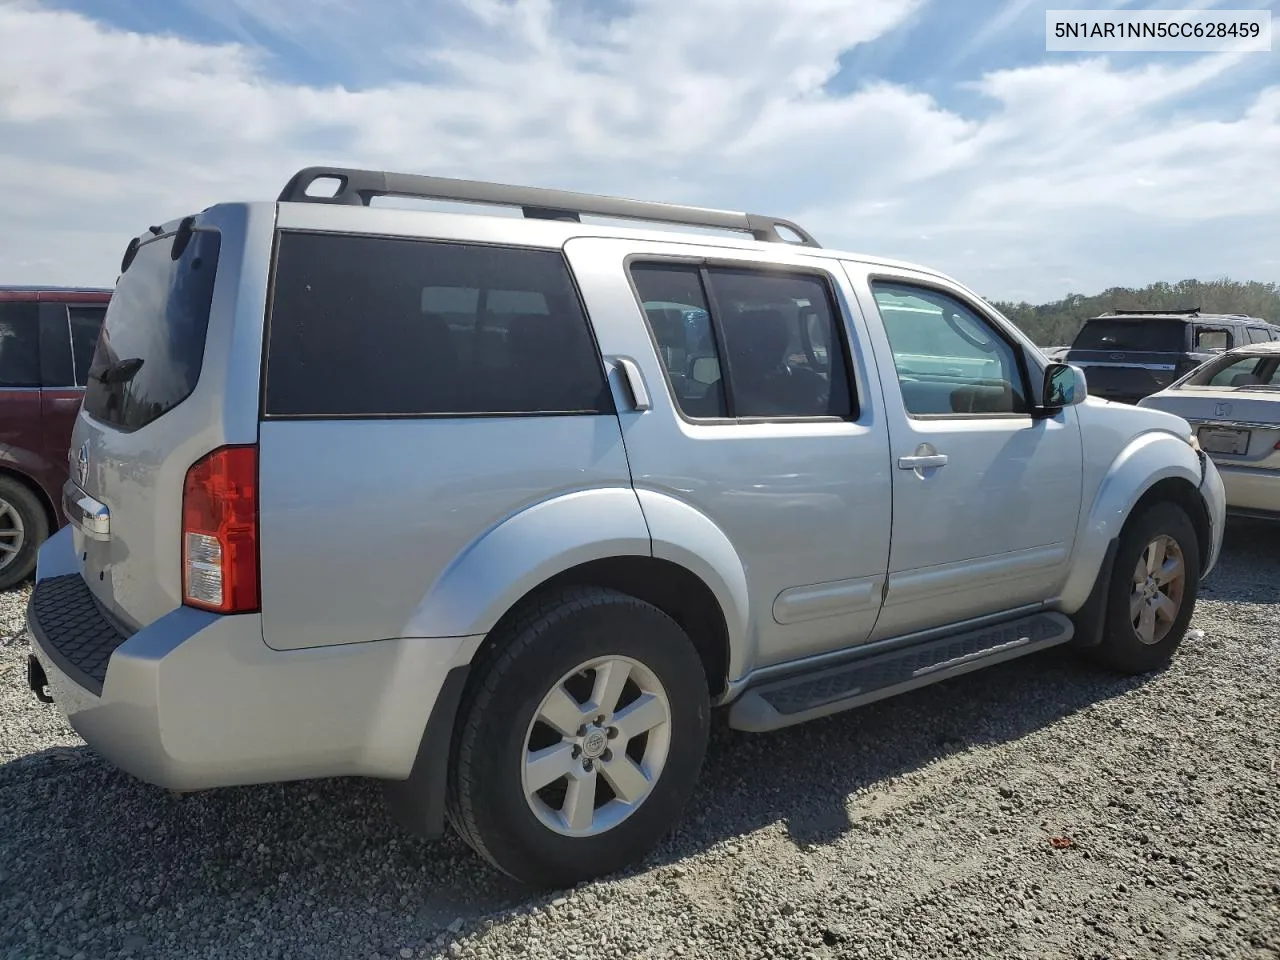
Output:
989,279,1280,347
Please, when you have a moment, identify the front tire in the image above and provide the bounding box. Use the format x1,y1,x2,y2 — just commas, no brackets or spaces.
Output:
1092,501,1201,674
445,586,711,888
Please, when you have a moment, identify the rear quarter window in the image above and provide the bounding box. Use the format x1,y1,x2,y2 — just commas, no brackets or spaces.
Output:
263,232,613,418
83,229,221,431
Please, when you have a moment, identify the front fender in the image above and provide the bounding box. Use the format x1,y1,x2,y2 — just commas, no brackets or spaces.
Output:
402,487,651,639
1059,430,1203,611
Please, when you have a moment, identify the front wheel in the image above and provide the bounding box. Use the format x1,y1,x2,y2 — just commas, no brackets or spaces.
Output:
1093,501,1201,674
445,586,711,887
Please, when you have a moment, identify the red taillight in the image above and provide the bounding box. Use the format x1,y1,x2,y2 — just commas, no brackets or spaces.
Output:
181,445,259,613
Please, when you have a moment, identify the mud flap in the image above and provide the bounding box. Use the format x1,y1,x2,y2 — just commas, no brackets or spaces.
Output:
1069,537,1119,649
27,654,54,703
381,664,471,840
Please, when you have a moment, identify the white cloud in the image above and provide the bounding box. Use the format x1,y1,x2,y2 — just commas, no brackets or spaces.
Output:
0,0,1276,303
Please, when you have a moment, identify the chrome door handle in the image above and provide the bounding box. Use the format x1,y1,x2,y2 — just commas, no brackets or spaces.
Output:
897,454,948,470
614,357,650,411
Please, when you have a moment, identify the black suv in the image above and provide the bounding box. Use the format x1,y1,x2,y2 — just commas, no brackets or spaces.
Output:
1065,308,1280,404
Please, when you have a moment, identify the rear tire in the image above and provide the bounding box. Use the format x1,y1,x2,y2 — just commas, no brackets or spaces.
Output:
445,586,710,888
0,477,48,592
1091,501,1200,674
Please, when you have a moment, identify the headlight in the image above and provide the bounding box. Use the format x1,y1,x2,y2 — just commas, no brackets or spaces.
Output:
1187,432,1202,453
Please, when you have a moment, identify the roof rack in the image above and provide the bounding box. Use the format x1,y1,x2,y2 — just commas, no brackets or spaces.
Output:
277,166,821,247
1102,307,1201,316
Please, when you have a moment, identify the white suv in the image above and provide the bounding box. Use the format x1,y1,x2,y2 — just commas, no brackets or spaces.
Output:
26,166,1226,887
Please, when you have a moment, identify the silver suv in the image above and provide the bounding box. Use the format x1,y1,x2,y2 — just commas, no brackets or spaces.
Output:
26,167,1226,888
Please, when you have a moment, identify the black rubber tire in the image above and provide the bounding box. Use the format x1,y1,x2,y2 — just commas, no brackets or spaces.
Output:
445,585,711,888
1091,501,1201,674
0,477,49,592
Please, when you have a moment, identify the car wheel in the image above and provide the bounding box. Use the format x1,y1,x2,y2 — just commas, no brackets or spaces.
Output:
446,585,710,888
0,477,48,592
1093,501,1201,674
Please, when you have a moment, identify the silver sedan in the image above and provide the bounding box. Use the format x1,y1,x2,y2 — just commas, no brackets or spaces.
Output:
1139,342,1280,521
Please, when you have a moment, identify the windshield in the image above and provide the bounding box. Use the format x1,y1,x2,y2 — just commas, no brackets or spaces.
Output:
1072,318,1186,352
83,228,221,431
1182,353,1280,390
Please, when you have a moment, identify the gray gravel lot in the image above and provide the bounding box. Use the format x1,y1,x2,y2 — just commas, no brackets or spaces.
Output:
1,520,1277,960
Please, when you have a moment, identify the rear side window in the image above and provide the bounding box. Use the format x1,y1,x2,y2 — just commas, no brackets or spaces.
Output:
1246,327,1272,344
69,306,107,385
264,233,613,418
1194,327,1232,351
630,263,854,420
83,229,221,431
0,302,40,387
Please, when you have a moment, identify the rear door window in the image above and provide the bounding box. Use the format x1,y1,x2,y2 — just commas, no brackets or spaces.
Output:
0,302,41,387
629,263,854,421
83,229,221,431
263,232,613,418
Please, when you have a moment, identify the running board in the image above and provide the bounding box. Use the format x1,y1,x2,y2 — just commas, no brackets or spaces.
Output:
728,612,1074,732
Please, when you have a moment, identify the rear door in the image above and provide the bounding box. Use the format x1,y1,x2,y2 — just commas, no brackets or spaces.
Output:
70,212,247,630
565,237,893,670
1066,317,1188,401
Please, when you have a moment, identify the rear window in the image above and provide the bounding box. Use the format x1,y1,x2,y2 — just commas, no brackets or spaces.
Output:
263,232,613,418
83,229,221,431
1072,318,1186,352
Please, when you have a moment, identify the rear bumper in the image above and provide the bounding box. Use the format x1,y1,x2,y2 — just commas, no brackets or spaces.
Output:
1217,463,1280,518
26,526,482,791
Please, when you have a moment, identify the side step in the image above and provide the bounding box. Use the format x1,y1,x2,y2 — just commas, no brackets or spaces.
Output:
728,611,1074,732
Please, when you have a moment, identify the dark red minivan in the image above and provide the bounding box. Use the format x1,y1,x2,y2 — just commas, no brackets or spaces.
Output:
0,286,111,589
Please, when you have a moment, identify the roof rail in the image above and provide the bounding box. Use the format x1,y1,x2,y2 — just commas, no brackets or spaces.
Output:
277,166,821,247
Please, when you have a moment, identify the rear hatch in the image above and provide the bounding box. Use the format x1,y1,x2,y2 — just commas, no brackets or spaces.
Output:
66,211,254,631
1066,318,1193,402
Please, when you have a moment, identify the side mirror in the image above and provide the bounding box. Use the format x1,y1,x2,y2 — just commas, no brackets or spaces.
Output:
1041,362,1088,410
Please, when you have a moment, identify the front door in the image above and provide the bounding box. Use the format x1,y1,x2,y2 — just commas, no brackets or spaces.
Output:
847,267,1084,640
565,237,894,675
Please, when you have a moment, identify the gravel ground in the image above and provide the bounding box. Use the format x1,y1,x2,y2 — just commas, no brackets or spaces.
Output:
1,520,1277,960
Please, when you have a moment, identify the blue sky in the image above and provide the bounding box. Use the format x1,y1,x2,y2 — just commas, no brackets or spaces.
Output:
1,0,1276,303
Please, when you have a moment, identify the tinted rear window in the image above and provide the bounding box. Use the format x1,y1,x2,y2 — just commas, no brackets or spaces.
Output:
1072,319,1185,352
0,302,40,387
83,229,221,431
264,232,613,418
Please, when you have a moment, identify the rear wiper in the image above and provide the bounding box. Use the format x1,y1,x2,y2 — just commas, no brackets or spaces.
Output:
89,357,145,385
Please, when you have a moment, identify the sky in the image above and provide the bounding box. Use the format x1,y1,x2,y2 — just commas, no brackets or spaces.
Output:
0,0,1276,304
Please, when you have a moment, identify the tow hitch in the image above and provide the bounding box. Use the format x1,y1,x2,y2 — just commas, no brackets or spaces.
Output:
27,654,53,703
